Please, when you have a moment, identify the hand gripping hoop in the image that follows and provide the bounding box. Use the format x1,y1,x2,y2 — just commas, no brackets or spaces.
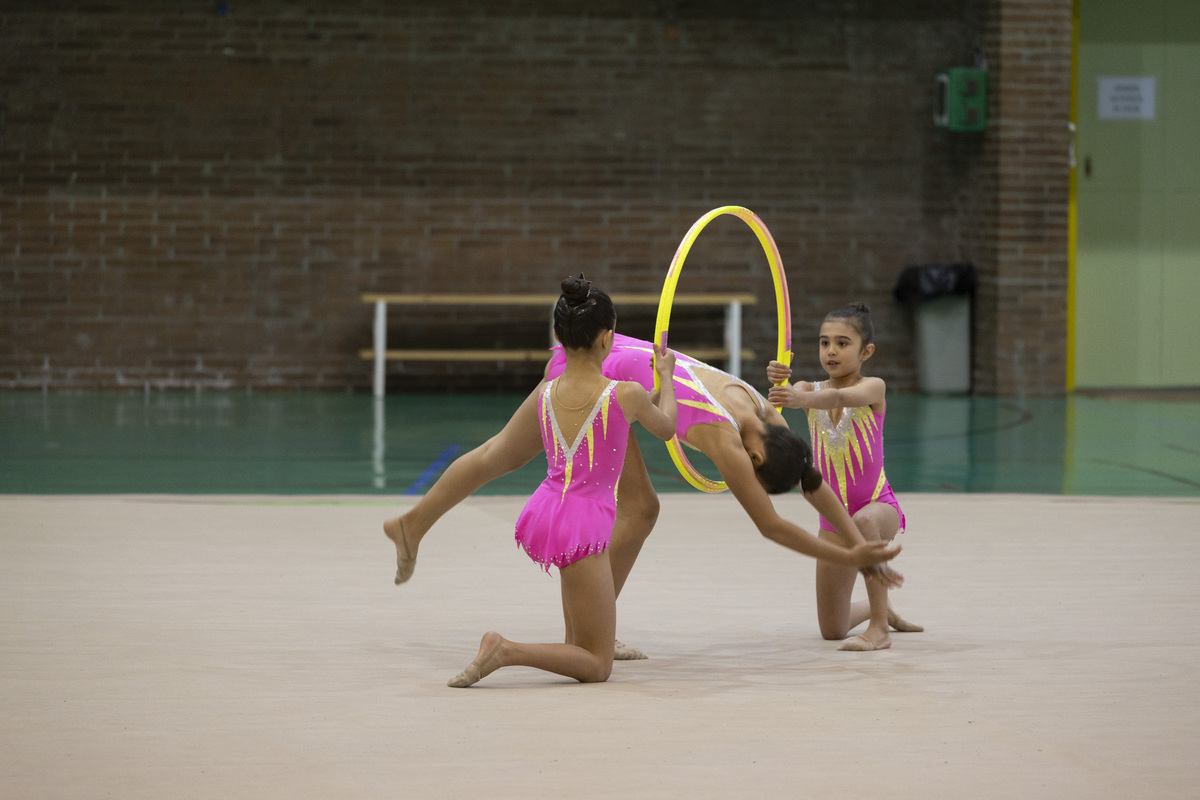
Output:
653,206,793,493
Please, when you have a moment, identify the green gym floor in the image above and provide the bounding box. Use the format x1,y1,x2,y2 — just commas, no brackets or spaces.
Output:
2,390,1198,496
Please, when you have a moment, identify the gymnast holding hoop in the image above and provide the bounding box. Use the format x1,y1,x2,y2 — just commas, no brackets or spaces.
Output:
385,209,907,658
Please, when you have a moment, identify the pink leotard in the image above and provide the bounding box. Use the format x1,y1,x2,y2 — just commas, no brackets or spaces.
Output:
805,383,906,534
547,333,763,445
515,379,632,571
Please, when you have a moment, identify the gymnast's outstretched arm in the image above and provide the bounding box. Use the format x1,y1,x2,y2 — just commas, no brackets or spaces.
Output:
704,433,900,570
384,380,546,577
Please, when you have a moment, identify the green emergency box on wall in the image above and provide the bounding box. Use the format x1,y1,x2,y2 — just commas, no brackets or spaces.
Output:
935,67,987,132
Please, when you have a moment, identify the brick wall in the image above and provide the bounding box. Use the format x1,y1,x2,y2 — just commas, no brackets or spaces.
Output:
1,0,1068,395
966,0,1072,396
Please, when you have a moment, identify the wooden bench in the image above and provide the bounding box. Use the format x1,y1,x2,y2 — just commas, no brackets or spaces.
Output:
361,292,757,397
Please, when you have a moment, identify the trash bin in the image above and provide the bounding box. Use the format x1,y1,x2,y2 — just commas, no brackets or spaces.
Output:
893,263,977,394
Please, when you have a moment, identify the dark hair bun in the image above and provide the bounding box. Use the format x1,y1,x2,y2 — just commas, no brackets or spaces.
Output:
553,273,616,349
560,274,591,305
799,466,823,494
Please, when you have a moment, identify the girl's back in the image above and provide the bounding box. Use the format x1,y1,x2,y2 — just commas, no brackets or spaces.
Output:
538,377,632,502
516,376,633,571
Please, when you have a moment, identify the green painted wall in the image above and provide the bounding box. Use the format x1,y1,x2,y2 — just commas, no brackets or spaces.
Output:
1076,0,1200,387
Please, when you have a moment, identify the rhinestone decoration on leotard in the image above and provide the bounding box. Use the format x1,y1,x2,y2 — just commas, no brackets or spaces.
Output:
541,380,616,502
808,381,882,508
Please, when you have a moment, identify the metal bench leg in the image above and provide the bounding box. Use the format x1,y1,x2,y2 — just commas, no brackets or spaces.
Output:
725,300,742,377
373,300,387,398
373,395,386,488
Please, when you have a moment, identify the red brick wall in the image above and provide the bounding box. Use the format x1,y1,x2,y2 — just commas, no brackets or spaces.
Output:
966,0,1072,396
1,0,1068,395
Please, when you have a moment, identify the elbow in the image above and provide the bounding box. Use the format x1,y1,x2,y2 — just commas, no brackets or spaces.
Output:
757,522,786,545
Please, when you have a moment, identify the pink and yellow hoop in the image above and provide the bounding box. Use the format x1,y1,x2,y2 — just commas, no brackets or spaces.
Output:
653,206,793,493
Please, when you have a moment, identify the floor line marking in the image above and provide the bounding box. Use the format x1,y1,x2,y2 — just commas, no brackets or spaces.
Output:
403,444,463,495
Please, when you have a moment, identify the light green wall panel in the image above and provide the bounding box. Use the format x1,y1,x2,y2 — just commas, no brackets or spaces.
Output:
1164,1,1200,45
1163,44,1200,189
1160,39,1200,386
1082,0,1164,42
1076,191,1163,386
1162,192,1200,385
1075,43,1164,189
1075,0,1200,388
1076,37,1164,387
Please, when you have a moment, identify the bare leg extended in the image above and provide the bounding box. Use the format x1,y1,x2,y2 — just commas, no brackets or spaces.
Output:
815,503,919,650
385,382,546,583
448,551,617,687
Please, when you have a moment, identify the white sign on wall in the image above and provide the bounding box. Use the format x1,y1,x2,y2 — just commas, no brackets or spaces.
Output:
1098,76,1156,120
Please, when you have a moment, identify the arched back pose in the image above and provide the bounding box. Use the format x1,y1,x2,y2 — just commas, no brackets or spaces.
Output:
446,275,679,687
767,302,923,651
385,292,903,659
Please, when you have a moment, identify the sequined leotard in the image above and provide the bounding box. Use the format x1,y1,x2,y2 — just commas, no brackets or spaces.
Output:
514,379,632,572
547,333,764,444
806,382,905,534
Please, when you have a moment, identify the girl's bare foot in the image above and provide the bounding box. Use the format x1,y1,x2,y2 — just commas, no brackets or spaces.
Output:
888,606,924,633
613,640,648,661
838,630,892,651
383,517,416,585
446,662,482,688
448,631,505,688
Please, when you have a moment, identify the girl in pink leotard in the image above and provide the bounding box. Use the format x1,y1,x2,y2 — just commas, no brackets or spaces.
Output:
807,384,905,536
387,301,905,661
446,275,678,688
768,302,923,652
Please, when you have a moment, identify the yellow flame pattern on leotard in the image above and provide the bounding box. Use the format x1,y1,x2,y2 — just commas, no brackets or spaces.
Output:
808,404,880,509
539,381,617,502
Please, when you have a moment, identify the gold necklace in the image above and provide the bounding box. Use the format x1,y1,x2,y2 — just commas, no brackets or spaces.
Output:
552,380,599,411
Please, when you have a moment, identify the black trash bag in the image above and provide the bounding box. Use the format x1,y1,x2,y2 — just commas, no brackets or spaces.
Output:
893,263,977,304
